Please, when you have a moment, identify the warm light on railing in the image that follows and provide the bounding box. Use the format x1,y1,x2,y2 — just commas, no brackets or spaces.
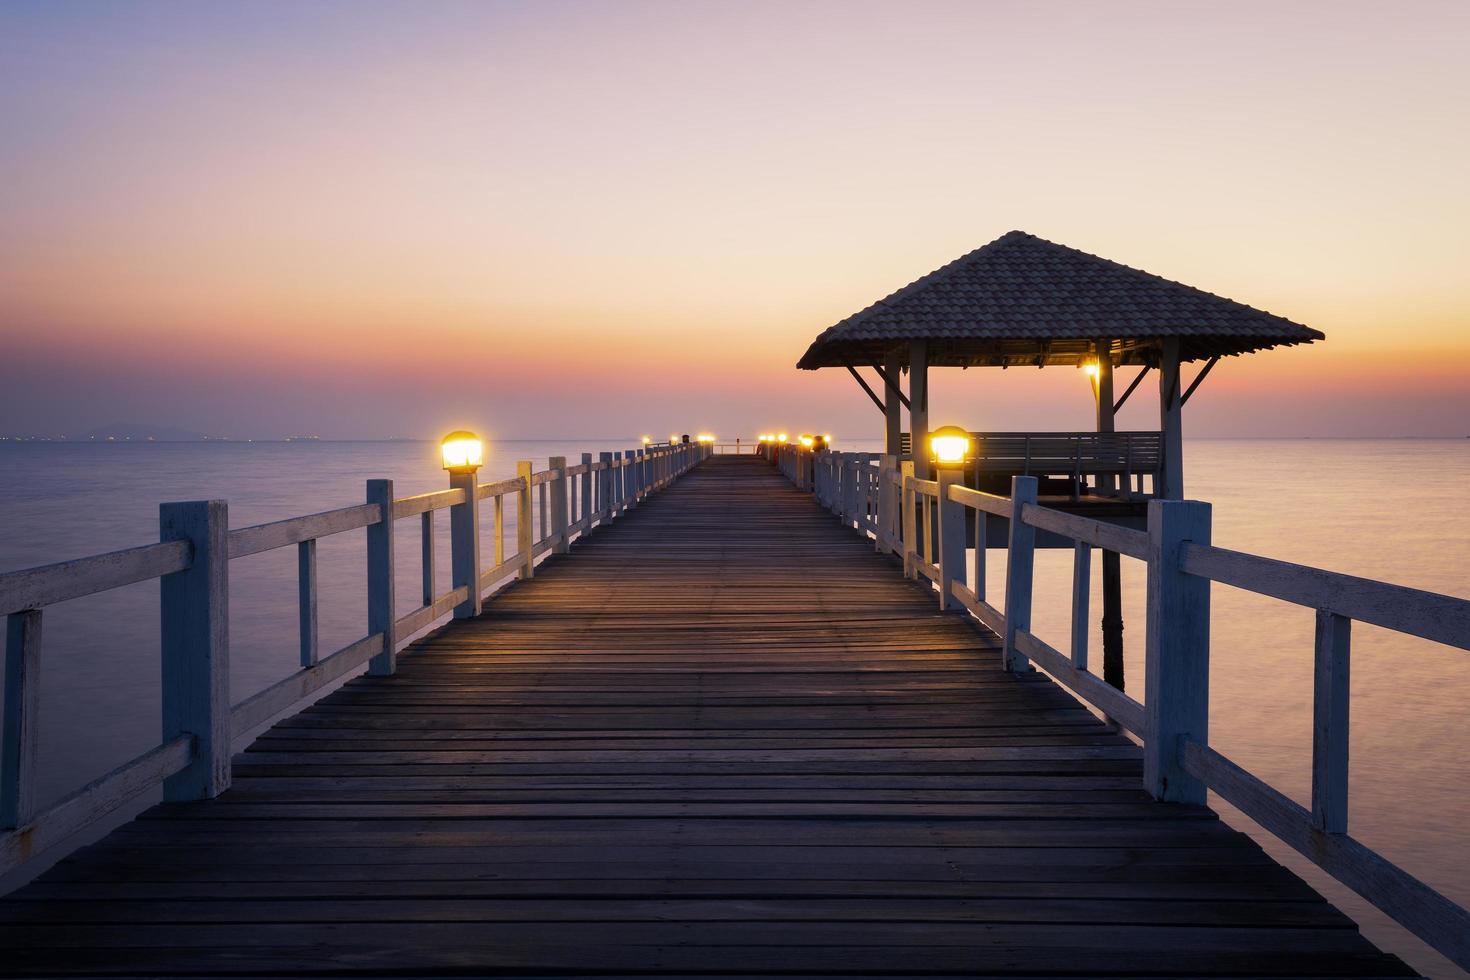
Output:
440,431,483,474
697,433,715,444
1082,360,1100,380
798,434,815,448
777,432,788,443
642,435,651,445
929,425,971,468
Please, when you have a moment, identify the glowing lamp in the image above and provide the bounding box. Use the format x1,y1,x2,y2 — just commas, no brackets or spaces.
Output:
1082,361,1100,379
798,433,815,449
929,426,972,468
642,435,652,445
440,431,484,474
670,433,679,444
697,433,715,444
777,432,788,443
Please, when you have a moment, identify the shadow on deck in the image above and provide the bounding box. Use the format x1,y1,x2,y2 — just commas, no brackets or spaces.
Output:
0,457,1414,977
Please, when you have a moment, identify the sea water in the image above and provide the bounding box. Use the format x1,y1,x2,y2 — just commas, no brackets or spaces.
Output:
0,438,1466,977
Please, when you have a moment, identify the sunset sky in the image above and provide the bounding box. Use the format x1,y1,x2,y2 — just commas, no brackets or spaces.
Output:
2,0,1467,440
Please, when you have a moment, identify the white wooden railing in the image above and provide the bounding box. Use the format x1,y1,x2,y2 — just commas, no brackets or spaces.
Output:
0,441,710,873
772,443,1470,972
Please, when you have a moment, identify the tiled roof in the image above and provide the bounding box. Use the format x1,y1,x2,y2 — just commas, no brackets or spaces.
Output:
796,231,1324,369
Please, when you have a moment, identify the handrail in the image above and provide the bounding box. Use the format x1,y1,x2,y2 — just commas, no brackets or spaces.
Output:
774,447,1470,971
228,502,381,558
0,540,191,612
0,439,711,876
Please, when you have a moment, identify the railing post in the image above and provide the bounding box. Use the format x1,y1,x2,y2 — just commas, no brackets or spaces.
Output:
1143,498,1212,804
877,454,898,553
846,456,862,525
516,461,534,580
1312,610,1350,833
448,468,481,618
549,456,569,555
598,452,613,519
1002,476,1038,673
900,461,917,579
937,468,966,611
624,450,636,507
159,499,231,801
366,480,396,676
580,452,593,534
2,610,42,828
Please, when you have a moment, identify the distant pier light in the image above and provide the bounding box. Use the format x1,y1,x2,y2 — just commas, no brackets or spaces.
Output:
929,426,972,468
777,432,789,443
642,435,652,446
697,433,716,445
440,431,484,474
797,434,815,449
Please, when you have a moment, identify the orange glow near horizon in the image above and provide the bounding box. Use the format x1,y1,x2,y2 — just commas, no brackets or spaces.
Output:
2,2,1467,439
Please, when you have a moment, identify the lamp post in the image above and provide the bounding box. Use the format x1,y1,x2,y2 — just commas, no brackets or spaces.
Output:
929,426,971,611
440,431,483,619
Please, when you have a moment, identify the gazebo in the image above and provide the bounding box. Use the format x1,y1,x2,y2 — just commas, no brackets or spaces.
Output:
797,230,1323,495
796,230,1322,690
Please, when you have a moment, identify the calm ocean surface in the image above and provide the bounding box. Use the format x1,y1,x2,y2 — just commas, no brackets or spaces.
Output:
1,438,1466,977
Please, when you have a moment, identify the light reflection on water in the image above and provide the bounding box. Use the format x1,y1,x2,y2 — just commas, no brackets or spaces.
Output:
1,437,1467,977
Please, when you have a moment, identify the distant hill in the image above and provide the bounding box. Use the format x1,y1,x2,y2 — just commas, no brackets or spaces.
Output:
75,424,218,442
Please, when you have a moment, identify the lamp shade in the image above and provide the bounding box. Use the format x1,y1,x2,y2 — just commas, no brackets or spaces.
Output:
929,426,972,467
440,431,484,474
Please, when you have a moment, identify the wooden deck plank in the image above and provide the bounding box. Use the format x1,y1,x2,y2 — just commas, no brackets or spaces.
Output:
0,457,1417,977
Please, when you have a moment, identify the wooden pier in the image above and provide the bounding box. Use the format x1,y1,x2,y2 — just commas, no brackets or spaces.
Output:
0,456,1435,977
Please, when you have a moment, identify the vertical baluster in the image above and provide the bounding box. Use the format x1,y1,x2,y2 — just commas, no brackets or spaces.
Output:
159,499,231,800
973,498,987,602
580,452,593,534
419,512,434,607
365,480,396,676
1312,610,1351,833
1143,498,1212,803
1002,476,1038,673
493,493,505,569
1070,542,1090,670
900,461,917,579
298,539,319,667
538,480,548,541
2,609,41,828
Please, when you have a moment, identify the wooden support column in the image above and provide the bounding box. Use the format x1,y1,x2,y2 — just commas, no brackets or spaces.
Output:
884,347,903,457
936,467,966,612
1159,338,1184,500
516,461,534,580
1002,477,1038,673
159,499,231,801
1143,498,1211,803
598,452,613,519
909,340,929,480
549,456,569,555
1096,338,1125,693
448,469,481,618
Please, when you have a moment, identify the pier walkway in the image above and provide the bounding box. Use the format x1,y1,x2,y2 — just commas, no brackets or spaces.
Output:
0,457,1415,976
